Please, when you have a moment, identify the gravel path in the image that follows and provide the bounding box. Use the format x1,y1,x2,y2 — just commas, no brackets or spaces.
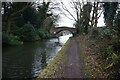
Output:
64,37,84,78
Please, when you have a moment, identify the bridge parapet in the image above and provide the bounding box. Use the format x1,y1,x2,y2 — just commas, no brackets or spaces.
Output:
53,27,76,34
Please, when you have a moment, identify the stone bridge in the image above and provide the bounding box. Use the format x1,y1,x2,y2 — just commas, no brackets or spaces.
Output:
52,27,77,36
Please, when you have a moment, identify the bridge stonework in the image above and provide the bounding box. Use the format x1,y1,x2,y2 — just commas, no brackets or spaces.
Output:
53,27,77,37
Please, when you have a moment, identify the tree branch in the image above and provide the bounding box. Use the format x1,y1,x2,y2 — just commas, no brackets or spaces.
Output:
97,9,103,19
61,1,77,21
10,2,33,17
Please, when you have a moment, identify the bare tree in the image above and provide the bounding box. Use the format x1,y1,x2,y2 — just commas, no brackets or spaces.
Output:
90,2,103,28
60,0,103,34
61,0,83,34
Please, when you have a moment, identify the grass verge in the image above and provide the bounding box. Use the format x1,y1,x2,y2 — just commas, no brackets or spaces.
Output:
36,39,71,79
76,35,110,78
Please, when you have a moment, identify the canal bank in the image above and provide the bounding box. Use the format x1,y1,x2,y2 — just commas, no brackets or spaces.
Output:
36,38,71,79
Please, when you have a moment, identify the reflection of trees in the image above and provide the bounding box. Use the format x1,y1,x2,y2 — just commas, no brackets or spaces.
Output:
62,31,71,36
41,51,47,69
55,38,62,47
57,31,72,36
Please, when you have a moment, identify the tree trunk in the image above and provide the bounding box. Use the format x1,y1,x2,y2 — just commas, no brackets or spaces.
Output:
90,2,98,36
94,2,99,27
91,2,95,28
7,18,12,33
76,8,80,34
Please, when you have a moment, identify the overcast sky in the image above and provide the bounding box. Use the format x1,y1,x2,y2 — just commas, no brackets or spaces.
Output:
52,0,105,27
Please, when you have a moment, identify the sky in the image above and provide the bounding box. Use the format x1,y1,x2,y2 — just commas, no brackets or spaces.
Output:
53,0,105,27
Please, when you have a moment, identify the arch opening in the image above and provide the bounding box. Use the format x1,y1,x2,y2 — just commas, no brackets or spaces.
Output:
54,30,73,37
52,27,76,37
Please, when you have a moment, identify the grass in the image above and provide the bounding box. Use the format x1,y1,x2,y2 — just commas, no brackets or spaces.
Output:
76,35,110,78
76,35,94,78
36,39,71,79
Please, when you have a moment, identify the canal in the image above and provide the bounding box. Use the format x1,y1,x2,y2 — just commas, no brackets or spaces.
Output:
2,34,72,79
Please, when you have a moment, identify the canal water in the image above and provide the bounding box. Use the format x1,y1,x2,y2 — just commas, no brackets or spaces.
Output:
2,34,72,79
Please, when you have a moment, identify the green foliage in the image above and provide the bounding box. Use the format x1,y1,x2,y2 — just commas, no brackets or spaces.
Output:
83,25,89,34
21,22,40,41
114,12,120,28
22,6,38,27
37,29,52,39
2,32,23,46
11,25,24,39
14,15,26,27
106,45,114,55
103,2,118,27
99,28,117,39
98,27,120,71
106,48,120,70
91,28,98,38
2,22,7,31
105,53,120,69
2,2,29,22
98,28,120,77
2,2,59,46
37,2,51,29
81,3,92,34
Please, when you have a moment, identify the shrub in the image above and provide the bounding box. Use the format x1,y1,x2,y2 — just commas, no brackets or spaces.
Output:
37,29,52,39
2,32,23,46
21,22,40,41
91,28,98,38
105,44,120,73
99,28,117,39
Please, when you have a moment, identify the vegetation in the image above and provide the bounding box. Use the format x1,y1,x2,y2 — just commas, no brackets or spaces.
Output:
2,0,120,79
76,2,120,78
2,2,57,46
2,32,23,46
67,1,120,78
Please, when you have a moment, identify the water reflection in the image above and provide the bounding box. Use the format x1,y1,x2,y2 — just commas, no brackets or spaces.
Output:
2,34,72,79
31,38,63,78
41,50,47,69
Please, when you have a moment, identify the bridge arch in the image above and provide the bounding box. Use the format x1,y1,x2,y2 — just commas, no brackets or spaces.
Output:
53,27,76,37
56,30,73,36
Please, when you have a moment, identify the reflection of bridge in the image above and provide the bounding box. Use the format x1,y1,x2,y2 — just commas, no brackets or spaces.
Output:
52,27,76,37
